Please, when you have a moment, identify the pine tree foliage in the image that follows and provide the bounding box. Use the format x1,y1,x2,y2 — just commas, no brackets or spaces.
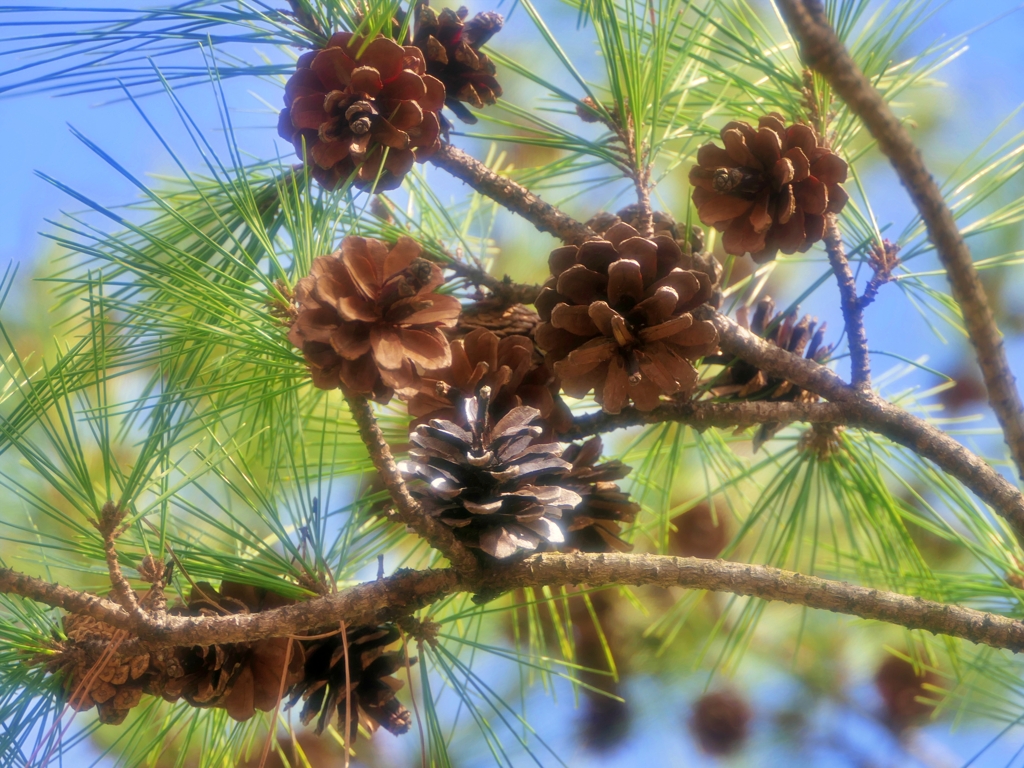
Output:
1,0,1024,765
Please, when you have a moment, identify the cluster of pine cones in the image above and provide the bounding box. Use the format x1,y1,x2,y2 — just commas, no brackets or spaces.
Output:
51,0,852,739
285,193,836,559
52,582,415,740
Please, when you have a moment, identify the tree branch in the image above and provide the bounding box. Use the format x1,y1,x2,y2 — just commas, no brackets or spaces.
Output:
778,0,1024,479
563,399,847,440
87,554,1024,658
429,144,596,245
823,215,871,389
700,308,1024,540
343,393,480,574
0,567,132,629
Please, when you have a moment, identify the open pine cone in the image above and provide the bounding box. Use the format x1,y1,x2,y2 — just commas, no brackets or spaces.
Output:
534,222,718,414
557,438,639,553
706,296,831,450
453,300,540,339
288,236,461,401
163,581,305,722
289,624,412,739
587,205,723,308
401,389,579,558
278,32,444,190
413,3,503,124
689,114,849,262
54,614,158,725
407,328,571,437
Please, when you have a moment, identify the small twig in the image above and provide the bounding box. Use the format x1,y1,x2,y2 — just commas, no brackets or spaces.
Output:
777,0,1024,480
443,260,542,306
860,239,901,310
823,215,871,390
429,143,596,245
342,392,479,574
95,501,142,616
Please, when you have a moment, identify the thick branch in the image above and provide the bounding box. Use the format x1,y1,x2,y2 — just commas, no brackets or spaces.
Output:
97,554,1024,657
823,216,870,389
429,144,596,245
343,393,479,574
564,400,847,440
0,567,132,629
778,0,1024,479
700,308,1024,540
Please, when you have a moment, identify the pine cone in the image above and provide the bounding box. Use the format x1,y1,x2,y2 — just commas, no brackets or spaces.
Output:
278,32,444,191
689,689,752,756
289,624,412,738
669,502,730,559
689,114,849,262
413,3,503,124
875,655,941,731
558,438,639,553
164,581,305,722
401,389,580,558
586,205,722,307
534,222,718,414
407,328,571,438
288,236,461,401
453,300,540,339
706,296,830,450
55,614,154,725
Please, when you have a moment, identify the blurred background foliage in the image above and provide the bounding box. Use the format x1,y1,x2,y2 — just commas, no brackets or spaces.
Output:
2,0,1024,765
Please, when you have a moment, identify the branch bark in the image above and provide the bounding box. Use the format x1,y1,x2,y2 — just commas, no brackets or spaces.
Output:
74,553,1024,657
429,144,596,245
823,215,871,389
0,568,132,629
563,399,847,440
778,0,1024,479
343,393,480,574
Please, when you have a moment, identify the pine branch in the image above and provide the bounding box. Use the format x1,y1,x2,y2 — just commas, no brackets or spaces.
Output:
702,308,1024,541
563,400,846,440
342,392,480,574
429,143,596,245
63,554,1024,657
0,567,131,629
778,0,1024,479
823,215,870,389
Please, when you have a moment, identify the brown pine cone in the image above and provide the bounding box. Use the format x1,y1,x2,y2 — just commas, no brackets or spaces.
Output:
709,296,829,401
875,655,941,732
706,296,830,449
689,114,849,262
413,3,503,125
586,205,722,307
689,689,752,756
534,222,718,414
401,389,580,558
288,236,461,401
453,300,540,339
669,502,730,559
407,328,571,437
557,438,639,553
278,32,444,191
163,581,305,722
54,614,154,725
289,624,412,738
